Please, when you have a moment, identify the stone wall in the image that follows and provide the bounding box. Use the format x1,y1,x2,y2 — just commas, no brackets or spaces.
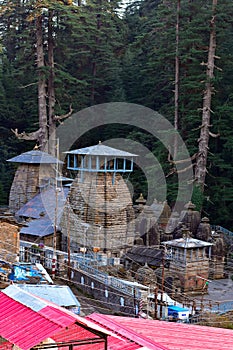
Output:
71,268,138,316
0,218,20,263
167,257,210,293
9,164,55,213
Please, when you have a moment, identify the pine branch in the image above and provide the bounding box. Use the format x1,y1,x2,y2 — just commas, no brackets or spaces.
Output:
209,131,220,138
11,128,41,141
53,105,73,122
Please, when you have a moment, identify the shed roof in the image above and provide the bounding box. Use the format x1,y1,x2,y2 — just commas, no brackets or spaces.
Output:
16,186,69,219
7,149,63,164
163,237,212,249
20,217,55,236
64,142,138,157
53,322,144,350
0,292,69,349
0,286,112,350
87,313,168,350
125,246,162,266
16,187,69,237
8,263,53,284
87,313,233,350
15,284,80,308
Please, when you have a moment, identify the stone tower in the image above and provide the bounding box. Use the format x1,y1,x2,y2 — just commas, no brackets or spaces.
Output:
60,142,137,255
7,148,62,214
163,227,212,294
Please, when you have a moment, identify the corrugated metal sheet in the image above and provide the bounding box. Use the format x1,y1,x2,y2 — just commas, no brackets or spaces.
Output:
88,314,233,350
0,293,63,350
16,187,69,237
0,286,117,350
53,322,141,350
64,143,137,157
163,237,212,248
0,288,113,350
87,314,168,350
3,285,47,311
7,150,63,164
16,187,69,220
125,246,162,266
20,217,54,236
16,284,81,308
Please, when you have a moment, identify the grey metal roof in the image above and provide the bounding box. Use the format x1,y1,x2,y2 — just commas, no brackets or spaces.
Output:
3,284,80,310
20,218,55,237
16,284,81,308
17,187,69,237
64,143,138,157
16,187,69,220
7,150,63,164
3,284,47,311
163,237,213,248
125,246,162,266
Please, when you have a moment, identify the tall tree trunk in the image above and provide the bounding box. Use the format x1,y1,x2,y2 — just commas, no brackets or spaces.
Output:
174,0,180,158
36,14,48,151
195,0,217,190
91,8,101,105
48,9,56,156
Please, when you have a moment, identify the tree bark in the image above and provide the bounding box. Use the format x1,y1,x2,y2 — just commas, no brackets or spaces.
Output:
48,9,56,156
36,14,48,151
174,0,180,158
195,0,217,190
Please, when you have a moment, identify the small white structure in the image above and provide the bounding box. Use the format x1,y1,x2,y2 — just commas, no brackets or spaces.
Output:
167,305,190,321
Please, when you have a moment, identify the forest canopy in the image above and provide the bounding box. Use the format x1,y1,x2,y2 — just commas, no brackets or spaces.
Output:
0,0,233,230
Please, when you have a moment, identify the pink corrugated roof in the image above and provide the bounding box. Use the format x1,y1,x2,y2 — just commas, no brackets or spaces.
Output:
88,314,233,350
86,314,168,350
0,293,63,350
53,323,141,350
0,290,111,350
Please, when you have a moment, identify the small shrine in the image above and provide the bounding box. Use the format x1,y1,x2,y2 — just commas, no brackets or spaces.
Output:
163,226,213,294
7,148,62,214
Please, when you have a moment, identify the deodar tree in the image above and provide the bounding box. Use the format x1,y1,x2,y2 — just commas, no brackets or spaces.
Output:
194,0,219,191
8,0,73,155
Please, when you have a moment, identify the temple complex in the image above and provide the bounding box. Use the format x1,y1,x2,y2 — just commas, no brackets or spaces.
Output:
6,144,228,296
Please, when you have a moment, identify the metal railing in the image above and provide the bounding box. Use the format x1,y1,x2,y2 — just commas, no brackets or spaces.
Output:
20,241,141,298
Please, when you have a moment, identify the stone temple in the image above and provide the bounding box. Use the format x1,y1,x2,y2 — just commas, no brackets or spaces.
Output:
7,148,63,214
60,142,137,255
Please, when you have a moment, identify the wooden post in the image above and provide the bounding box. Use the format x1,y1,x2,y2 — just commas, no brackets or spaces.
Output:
154,286,158,320
160,247,165,319
67,198,71,280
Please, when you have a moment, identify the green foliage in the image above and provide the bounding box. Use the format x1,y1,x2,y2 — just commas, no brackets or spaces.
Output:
1,0,233,232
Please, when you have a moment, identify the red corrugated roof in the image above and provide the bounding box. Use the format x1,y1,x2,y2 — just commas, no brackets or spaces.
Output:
0,293,63,350
53,323,140,350
88,314,233,350
86,314,168,350
0,290,111,350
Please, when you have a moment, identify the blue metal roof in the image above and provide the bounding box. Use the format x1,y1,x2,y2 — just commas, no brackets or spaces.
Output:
20,218,54,236
64,143,137,157
7,150,63,164
16,284,81,308
3,285,47,311
167,305,189,312
17,187,69,237
16,187,69,219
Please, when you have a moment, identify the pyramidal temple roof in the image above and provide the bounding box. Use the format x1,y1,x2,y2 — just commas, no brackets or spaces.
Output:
7,150,63,164
64,142,138,157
